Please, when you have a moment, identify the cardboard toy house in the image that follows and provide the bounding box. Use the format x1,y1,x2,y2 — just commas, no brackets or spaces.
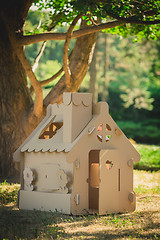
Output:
14,92,140,215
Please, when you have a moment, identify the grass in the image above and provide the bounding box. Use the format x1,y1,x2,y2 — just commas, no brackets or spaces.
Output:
134,170,160,195
0,170,160,239
0,143,159,239
0,180,19,204
134,144,160,170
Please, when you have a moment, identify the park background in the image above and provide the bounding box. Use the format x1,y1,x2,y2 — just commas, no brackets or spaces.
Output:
26,10,160,146
24,10,160,171
0,6,160,240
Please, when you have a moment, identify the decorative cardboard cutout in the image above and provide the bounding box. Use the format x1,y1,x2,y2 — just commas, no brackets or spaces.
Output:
13,92,140,215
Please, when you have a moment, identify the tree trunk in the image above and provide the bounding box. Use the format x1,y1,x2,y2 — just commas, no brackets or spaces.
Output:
0,16,33,178
89,34,99,103
0,15,96,178
102,33,110,101
43,24,96,106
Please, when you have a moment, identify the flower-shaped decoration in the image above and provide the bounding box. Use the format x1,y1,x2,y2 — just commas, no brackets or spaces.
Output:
97,123,112,143
25,183,34,191
23,167,34,191
23,167,34,184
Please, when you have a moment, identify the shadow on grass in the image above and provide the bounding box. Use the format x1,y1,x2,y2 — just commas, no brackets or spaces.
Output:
0,205,62,239
0,205,160,240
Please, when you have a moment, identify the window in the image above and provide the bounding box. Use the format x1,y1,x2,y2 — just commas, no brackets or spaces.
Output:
106,135,111,142
97,123,103,131
97,123,112,143
97,134,103,142
106,160,113,170
39,122,63,139
106,124,111,131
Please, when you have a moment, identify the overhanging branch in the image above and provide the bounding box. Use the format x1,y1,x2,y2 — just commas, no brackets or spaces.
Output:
63,13,83,87
17,12,160,46
17,47,43,117
17,20,122,45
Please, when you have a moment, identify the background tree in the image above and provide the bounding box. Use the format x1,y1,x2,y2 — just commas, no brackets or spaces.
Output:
0,0,160,177
88,34,99,103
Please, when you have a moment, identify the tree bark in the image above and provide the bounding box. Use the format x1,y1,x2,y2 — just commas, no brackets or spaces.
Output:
0,14,96,178
0,1,159,179
0,0,35,177
89,34,99,103
44,22,96,106
18,20,122,45
0,15,34,177
102,34,110,101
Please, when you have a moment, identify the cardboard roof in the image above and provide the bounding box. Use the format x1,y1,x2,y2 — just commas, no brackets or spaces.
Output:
20,114,97,154
18,93,93,154
14,97,140,163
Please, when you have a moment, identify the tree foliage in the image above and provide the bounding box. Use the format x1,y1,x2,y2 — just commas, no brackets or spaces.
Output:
27,1,160,144
33,0,160,39
21,0,160,116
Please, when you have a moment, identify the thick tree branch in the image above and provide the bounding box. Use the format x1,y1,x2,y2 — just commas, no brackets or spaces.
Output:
21,0,34,21
124,19,160,25
17,20,123,45
43,27,96,107
18,11,160,46
107,12,160,25
63,13,83,87
17,47,43,117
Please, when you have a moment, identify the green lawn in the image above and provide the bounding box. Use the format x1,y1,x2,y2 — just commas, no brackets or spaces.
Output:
0,144,159,239
134,144,160,170
0,170,160,239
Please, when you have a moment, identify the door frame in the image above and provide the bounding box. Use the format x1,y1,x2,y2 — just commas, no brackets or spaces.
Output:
88,150,100,212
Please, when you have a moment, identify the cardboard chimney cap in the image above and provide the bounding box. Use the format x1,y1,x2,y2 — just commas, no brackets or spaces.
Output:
63,92,92,106
95,102,109,114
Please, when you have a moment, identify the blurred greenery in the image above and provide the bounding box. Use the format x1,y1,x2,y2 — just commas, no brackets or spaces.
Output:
0,181,19,204
117,120,160,145
25,11,160,145
35,60,62,83
134,144,160,170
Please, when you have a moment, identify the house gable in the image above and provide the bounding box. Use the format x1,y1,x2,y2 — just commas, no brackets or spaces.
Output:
66,101,140,164
13,92,93,160
14,92,141,215
14,93,140,164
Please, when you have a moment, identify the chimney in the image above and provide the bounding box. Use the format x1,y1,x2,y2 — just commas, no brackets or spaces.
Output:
63,92,92,143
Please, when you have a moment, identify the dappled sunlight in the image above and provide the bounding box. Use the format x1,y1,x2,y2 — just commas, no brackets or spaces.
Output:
0,170,160,239
58,209,160,239
134,170,160,188
136,195,160,212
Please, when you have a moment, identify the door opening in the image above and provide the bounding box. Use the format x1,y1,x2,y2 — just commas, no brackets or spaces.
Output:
89,150,100,211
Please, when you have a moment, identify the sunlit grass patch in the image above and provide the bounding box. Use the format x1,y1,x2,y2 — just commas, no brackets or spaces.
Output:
0,150,160,239
134,170,160,195
134,144,160,170
0,180,20,204
0,179,159,239
134,185,160,194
